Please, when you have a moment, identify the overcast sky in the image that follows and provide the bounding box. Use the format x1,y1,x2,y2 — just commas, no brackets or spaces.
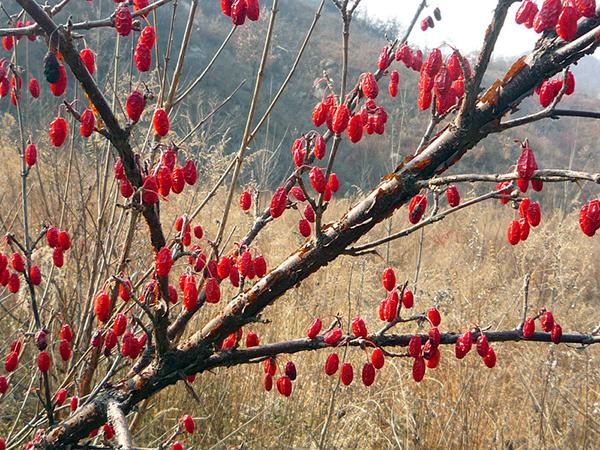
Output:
356,1,540,58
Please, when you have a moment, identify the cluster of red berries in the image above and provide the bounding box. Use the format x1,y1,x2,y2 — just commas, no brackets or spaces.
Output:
415,47,470,114
536,71,575,107
0,61,40,106
262,357,296,396
455,328,497,368
522,309,562,344
507,198,541,245
114,147,196,203
420,7,442,31
515,0,596,40
221,0,260,25
1,19,36,52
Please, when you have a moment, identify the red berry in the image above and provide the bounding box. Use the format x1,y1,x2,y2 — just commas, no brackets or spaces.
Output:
205,277,220,303
541,311,555,332
30,265,41,285
304,203,315,223
340,362,354,385
408,335,421,358
262,372,273,391
142,175,159,205
113,313,127,337
347,114,363,143
61,323,74,342
5,351,18,372
155,247,173,277
446,185,460,207
516,0,536,24
126,91,145,122
556,6,578,41
428,307,441,327
52,248,64,268
483,347,496,368
428,327,441,347
8,273,20,293
298,218,311,237
246,0,260,21
153,108,170,137
59,339,71,361
351,317,368,339
361,72,379,99
134,0,149,16
37,351,50,372
11,253,24,272
332,104,350,134
134,43,152,72
408,194,427,224
2,36,13,51
372,347,385,369
94,290,110,322
383,290,399,322
507,220,521,245
103,424,114,440
115,6,133,36
29,78,40,98
240,190,252,210
70,396,79,411
378,46,390,70
307,318,322,339
551,323,562,344
80,109,95,138
362,362,376,386
246,330,259,347
540,0,562,30
324,328,342,345
328,173,340,193
425,347,441,369
527,202,541,227
575,0,596,18
253,254,267,278
55,388,67,406
277,375,292,396
402,289,414,308
80,48,95,74
231,0,247,25
423,48,442,77
270,187,287,218
312,102,327,127
313,134,326,159
183,277,198,311
182,414,195,434
25,143,37,166
412,356,426,382
517,145,538,181
49,116,68,147
139,26,156,49
382,267,396,292
284,361,297,380
476,335,489,357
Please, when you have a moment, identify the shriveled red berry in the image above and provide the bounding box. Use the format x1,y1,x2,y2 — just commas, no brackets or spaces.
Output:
312,102,327,127
446,185,460,207
139,26,156,49
5,351,18,372
30,265,42,285
37,351,50,372
340,362,354,385
362,362,376,386
412,356,426,382
29,78,40,98
49,116,68,147
126,91,145,122
575,0,596,18
231,0,247,25
134,43,152,72
11,253,24,272
80,48,96,74
183,276,198,311
52,248,64,268
551,323,562,344
516,0,536,24
517,145,538,181
205,277,220,303
331,104,350,134
304,203,315,223
541,311,554,332
476,335,489,357
153,108,170,136
314,134,326,159
527,202,541,227
383,290,399,322
61,323,74,342
240,190,251,210
556,6,578,41
428,327,441,347
408,194,427,224
59,339,71,361
115,6,133,36
70,396,79,411
347,114,363,143
25,143,37,166
80,109,95,138
408,335,421,358
8,273,20,293
423,48,442,77
262,372,273,391
378,46,390,70
507,220,521,245
351,317,368,339
324,328,342,345
382,267,396,291
246,330,259,347
361,72,379,99
155,247,173,277
284,361,297,380
277,375,292,396
134,0,149,16
270,187,287,218
298,218,311,237
55,388,67,406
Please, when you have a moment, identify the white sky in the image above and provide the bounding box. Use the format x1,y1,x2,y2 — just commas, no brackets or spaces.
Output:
357,1,539,58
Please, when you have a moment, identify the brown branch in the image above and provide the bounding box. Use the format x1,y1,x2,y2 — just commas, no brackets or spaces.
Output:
107,399,134,450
